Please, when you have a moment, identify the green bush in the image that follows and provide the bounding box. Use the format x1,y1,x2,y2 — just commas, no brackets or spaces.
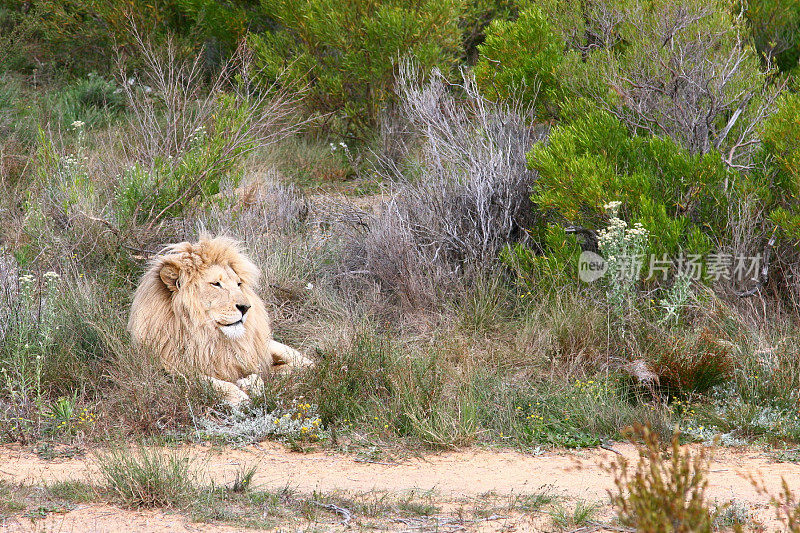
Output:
761,92,800,241
537,0,776,165
528,105,731,258
743,0,800,74
114,93,253,228
460,0,518,62
249,0,463,136
173,0,269,60
474,6,564,116
51,74,125,130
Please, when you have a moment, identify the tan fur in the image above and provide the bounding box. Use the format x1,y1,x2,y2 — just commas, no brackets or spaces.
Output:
128,236,312,403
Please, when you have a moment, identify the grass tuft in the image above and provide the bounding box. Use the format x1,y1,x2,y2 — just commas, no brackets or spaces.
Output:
97,447,197,509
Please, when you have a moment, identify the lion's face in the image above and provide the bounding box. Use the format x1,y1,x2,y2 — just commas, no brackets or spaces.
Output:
129,236,276,381
150,237,264,344
193,264,251,339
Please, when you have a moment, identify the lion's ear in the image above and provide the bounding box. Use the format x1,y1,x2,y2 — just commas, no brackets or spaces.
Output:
159,260,182,292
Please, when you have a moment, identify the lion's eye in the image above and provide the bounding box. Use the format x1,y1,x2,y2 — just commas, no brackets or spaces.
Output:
212,281,222,288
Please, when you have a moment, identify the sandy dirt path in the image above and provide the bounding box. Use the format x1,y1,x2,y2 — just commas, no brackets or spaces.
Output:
1,442,798,531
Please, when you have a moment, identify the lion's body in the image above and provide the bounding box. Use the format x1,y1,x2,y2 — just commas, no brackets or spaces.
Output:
128,236,311,403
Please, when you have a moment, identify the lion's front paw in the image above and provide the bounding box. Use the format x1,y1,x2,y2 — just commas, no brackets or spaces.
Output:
236,374,265,397
224,386,251,406
296,355,315,368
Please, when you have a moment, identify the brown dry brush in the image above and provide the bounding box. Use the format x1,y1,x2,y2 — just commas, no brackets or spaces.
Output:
340,61,547,309
606,425,713,532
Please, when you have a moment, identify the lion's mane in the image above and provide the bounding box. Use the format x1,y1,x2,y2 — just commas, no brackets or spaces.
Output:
128,236,275,382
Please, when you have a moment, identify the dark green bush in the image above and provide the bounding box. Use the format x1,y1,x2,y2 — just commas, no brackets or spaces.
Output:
528,105,732,258
761,92,800,241
474,6,564,116
249,0,463,136
460,0,518,62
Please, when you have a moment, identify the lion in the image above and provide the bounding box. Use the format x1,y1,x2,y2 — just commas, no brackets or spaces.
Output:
128,235,313,405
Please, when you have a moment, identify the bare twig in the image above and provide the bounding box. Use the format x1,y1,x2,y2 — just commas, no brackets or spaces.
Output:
312,500,353,526
736,226,778,298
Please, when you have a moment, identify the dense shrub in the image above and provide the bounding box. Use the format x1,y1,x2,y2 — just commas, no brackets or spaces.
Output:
249,0,463,136
528,106,731,258
460,0,518,62
474,6,564,116
761,92,800,241
0,0,181,76
743,0,800,74
537,0,780,168
51,74,125,129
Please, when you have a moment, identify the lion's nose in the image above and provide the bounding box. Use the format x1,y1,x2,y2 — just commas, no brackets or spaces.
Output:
236,303,250,316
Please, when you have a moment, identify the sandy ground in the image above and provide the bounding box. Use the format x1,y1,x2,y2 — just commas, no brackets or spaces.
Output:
0,442,798,531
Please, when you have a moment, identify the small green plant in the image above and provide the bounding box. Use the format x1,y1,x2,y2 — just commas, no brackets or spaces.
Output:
97,447,197,509
45,393,77,436
659,273,693,326
230,465,258,494
549,499,599,530
46,480,95,504
607,425,713,532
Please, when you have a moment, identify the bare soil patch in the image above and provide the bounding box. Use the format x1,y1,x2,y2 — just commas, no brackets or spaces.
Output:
1,442,797,531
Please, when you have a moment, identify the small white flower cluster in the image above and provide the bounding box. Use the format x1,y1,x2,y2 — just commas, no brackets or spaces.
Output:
598,201,649,317
71,120,85,130
603,200,622,217
188,125,207,146
329,141,347,152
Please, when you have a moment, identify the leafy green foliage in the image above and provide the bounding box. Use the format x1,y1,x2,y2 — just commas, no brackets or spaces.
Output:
538,0,775,165
761,92,800,241
51,74,125,129
474,6,563,116
250,0,463,136
460,0,518,62
743,0,800,74
528,106,731,258
115,93,252,227
173,0,269,59
0,0,181,76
